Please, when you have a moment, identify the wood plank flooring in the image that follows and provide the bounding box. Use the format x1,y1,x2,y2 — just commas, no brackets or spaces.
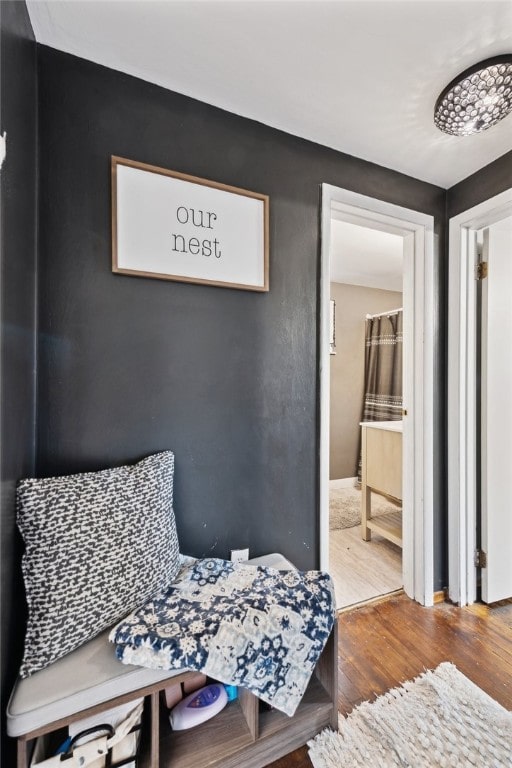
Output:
329,525,402,610
265,594,512,768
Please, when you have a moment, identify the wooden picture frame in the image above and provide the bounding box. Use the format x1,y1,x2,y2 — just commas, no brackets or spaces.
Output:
111,156,269,291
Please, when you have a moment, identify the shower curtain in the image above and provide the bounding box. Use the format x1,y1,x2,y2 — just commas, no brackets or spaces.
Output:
356,310,403,483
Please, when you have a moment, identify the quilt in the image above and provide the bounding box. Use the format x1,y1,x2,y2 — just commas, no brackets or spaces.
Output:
110,558,335,716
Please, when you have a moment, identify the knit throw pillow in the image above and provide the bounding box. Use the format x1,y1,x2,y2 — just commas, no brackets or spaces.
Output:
16,450,180,677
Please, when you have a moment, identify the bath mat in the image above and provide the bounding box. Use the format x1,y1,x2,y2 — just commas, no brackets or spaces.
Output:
308,662,512,767
329,487,400,530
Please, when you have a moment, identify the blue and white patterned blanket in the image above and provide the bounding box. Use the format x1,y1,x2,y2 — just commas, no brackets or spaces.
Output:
110,558,335,716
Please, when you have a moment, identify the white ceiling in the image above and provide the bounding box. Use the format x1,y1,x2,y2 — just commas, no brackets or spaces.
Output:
330,219,403,292
27,0,512,188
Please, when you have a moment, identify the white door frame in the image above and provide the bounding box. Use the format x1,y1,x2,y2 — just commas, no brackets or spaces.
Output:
320,184,435,606
447,187,512,607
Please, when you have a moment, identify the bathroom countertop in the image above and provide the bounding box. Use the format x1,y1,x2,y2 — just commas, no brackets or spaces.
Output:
360,420,403,432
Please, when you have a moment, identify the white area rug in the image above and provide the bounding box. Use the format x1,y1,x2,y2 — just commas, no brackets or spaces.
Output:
308,662,512,767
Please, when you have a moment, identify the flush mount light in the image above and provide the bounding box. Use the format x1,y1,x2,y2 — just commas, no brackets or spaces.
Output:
434,55,512,136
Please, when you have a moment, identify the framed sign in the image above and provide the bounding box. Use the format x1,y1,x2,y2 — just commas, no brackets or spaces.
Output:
112,156,269,291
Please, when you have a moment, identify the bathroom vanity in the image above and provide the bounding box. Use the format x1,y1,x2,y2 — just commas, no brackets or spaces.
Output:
360,421,403,548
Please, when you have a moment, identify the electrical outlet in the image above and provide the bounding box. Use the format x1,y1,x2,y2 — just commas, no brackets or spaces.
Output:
230,548,249,563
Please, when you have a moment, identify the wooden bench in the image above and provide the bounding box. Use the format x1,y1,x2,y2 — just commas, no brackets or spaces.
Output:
7,554,338,768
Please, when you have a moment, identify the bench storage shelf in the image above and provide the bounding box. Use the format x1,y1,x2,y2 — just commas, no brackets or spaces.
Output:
8,554,338,768
156,628,336,768
14,626,337,768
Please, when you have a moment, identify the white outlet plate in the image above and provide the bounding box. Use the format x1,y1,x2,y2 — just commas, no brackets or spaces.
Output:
230,548,249,563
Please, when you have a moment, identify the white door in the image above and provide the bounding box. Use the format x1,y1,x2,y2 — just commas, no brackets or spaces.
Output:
480,216,512,603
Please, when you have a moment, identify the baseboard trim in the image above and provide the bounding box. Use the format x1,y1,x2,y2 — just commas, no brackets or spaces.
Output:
336,589,447,614
336,588,404,614
330,477,357,490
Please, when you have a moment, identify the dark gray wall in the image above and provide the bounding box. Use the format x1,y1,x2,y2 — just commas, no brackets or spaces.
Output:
36,47,446,584
0,2,37,763
447,150,512,218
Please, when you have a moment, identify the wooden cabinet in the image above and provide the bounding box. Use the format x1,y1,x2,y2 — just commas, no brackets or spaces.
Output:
360,421,403,548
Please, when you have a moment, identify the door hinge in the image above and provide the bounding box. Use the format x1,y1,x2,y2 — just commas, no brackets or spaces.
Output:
476,261,488,280
475,549,487,568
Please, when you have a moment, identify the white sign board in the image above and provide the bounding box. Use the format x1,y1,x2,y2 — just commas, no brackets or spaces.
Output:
112,157,269,291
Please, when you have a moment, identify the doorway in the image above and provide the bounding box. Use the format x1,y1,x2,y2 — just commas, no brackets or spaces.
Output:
328,220,404,609
320,185,435,607
448,188,512,607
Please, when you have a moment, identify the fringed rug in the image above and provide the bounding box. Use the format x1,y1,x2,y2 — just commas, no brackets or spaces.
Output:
308,662,512,767
329,487,400,530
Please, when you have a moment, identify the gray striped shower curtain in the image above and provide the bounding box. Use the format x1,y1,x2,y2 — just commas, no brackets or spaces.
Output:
356,311,403,482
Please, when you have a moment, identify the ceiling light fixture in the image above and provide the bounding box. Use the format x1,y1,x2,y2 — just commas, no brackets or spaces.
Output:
434,55,512,136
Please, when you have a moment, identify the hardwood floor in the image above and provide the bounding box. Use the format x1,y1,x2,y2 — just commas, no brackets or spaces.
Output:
329,524,402,610
265,594,512,768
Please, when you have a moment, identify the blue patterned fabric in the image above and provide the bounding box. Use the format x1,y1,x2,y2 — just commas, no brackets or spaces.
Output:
110,558,335,716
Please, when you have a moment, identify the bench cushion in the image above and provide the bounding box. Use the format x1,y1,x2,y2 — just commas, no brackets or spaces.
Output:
7,553,295,738
6,628,180,737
